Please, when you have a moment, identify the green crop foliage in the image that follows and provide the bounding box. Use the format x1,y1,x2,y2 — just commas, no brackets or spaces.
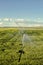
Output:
0,27,43,65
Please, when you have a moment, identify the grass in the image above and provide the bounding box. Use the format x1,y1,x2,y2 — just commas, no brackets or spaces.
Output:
0,27,43,65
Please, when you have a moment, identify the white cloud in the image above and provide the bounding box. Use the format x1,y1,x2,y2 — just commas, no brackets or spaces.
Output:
0,22,3,27
0,22,3,24
0,18,43,27
14,22,42,27
37,18,40,20
10,18,13,21
31,24,41,27
3,18,9,21
34,18,43,23
0,19,2,21
6,18,43,27
9,22,18,27
15,19,24,22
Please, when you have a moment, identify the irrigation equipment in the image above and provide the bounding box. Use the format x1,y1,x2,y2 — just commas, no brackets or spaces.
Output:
15,21,33,62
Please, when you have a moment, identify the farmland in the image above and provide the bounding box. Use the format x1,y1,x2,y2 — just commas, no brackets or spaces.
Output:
0,27,43,65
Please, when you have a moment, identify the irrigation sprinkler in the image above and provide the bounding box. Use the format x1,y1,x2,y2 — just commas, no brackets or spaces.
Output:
15,21,33,62
18,49,25,62
15,22,25,62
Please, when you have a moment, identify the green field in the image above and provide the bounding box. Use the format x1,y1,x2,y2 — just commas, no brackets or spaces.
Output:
0,27,43,65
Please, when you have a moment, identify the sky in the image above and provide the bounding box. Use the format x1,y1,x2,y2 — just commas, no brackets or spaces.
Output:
0,0,43,27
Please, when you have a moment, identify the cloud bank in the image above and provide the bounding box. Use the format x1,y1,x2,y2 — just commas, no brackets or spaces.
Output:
0,18,43,27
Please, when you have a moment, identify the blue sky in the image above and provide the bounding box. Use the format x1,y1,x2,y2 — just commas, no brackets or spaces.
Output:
0,0,43,27
0,0,43,18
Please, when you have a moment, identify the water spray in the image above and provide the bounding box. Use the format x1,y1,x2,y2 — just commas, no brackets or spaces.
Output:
15,21,33,62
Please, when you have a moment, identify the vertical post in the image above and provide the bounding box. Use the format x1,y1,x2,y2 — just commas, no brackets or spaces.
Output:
18,49,24,62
